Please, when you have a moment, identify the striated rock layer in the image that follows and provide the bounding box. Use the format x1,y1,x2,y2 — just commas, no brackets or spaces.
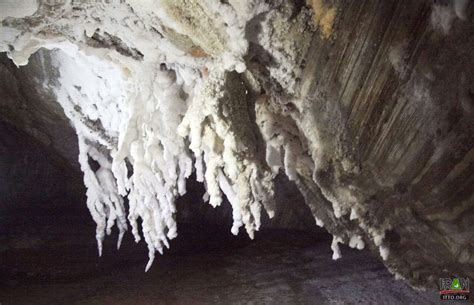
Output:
0,0,472,288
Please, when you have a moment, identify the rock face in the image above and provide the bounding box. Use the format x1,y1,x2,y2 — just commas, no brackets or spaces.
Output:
0,50,79,170
0,0,472,288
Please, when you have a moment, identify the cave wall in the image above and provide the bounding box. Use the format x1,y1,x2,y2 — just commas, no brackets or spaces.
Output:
0,50,79,169
288,0,474,286
0,120,83,209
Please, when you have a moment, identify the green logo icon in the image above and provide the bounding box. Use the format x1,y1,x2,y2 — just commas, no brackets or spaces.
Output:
451,278,461,290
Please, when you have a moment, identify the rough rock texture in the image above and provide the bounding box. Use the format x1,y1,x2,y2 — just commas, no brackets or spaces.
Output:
0,0,472,289
0,119,83,210
0,50,79,169
293,0,474,287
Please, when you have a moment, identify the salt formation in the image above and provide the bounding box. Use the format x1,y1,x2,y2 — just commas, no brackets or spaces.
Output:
431,0,469,34
0,0,38,20
0,0,385,270
178,69,275,238
0,0,288,270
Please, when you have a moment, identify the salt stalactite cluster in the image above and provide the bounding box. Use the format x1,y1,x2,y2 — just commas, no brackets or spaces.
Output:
0,0,372,269
50,43,131,256
178,69,276,238
0,0,290,270
255,97,309,182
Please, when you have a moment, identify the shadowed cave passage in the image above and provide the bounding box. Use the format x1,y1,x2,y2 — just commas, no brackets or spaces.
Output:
0,121,442,305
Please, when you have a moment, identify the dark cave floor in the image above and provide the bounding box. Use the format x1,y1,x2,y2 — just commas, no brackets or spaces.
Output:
0,201,444,305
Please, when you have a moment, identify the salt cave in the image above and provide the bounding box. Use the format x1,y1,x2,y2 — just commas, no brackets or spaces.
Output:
0,0,473,304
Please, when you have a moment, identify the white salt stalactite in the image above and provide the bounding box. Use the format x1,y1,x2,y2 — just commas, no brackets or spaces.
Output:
179,69,275,239
77,135,128,255
45,44,195,269
108,65,194,271
331,236,342,260
255,98,306,182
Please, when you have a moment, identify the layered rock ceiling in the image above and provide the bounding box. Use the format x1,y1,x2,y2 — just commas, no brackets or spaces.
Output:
0,0,472,288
